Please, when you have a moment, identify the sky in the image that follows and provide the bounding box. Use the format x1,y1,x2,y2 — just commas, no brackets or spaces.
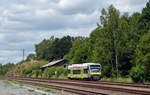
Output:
0,0,149,64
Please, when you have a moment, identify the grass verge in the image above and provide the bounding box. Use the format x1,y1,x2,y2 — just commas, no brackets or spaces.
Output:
101,77,133,83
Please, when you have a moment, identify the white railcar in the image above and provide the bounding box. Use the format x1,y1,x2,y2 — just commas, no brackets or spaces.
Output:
68,63,101,80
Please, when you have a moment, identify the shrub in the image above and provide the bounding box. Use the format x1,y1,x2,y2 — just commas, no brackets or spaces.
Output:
130,63,146,83
43,67,67,78
21,68,32,76
33,70,42,78
31,63,43,70
63,68,68,76
55,67,64,77
49,67,56,77
43,68,51,78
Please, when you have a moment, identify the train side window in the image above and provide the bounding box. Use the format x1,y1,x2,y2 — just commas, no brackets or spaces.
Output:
68,70,70,74
84,69,88,74
73,70,81,74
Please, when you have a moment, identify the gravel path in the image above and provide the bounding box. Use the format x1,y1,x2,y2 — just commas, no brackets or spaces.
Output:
0,80,57,95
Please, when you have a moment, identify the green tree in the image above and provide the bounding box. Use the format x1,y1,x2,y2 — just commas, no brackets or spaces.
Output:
91,27,113,77
35,36,74,61
49,36,74,60
135,30,150,81
0,63,15,76
139,0,150,35
64,37,86,64
94,5,120,77
35,39,51,59
26,53,36,61
71,38,92,64
65,5,140,78
93,6,141,77
130,60,145,83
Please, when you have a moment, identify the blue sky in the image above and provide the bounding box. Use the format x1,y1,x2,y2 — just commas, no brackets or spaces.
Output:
0,0,148,64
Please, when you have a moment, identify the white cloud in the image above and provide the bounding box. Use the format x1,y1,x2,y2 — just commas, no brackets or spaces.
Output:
0,0,148,64
0,33,5,40
0,50,19,57
106,0,148,14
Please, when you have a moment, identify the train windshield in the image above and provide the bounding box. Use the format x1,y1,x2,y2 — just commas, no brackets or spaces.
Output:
90,65,100,72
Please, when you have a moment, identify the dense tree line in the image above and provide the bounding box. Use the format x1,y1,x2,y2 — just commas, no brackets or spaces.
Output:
65,5,140,77
0,63,15,76
35,36,75,61
65,1,150,82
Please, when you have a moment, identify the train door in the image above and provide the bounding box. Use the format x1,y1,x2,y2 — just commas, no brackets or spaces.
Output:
81,67,84,79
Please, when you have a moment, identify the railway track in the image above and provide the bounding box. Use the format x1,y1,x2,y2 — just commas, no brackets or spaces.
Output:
18,80,107,95
2,76,150,95
17,77,150,88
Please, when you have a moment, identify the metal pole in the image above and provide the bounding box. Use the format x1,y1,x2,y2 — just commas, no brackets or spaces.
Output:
23,49,25,61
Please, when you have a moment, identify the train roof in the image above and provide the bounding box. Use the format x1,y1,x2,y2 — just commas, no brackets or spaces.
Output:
68,63,100,69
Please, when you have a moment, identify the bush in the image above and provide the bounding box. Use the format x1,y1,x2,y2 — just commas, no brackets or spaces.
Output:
31,63,42,70
55,67,64,77
0,63,15,76
130,63,146,83
49,67,56,77
33,70,42,78
43,68,52,78
21,68,32,76
18,60,48,77
63,69,68,76
43,67,67,78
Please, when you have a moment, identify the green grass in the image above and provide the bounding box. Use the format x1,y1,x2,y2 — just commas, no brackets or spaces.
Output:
12,80,23,85
11,80,20,84
36,87,56,93
10,80,23,88
101,77,133,83
4,80,10,84
45,89,52,92
37,87,43,90
145,81,150,84
44,88,56,93
28,89,34,92
51,74,67,79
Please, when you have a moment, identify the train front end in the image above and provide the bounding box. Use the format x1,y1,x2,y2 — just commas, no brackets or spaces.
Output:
88,64,101,80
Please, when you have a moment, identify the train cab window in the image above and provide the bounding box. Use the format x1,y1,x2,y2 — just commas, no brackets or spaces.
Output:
90,65,100,72
84,69,88,74
73,70,81,74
